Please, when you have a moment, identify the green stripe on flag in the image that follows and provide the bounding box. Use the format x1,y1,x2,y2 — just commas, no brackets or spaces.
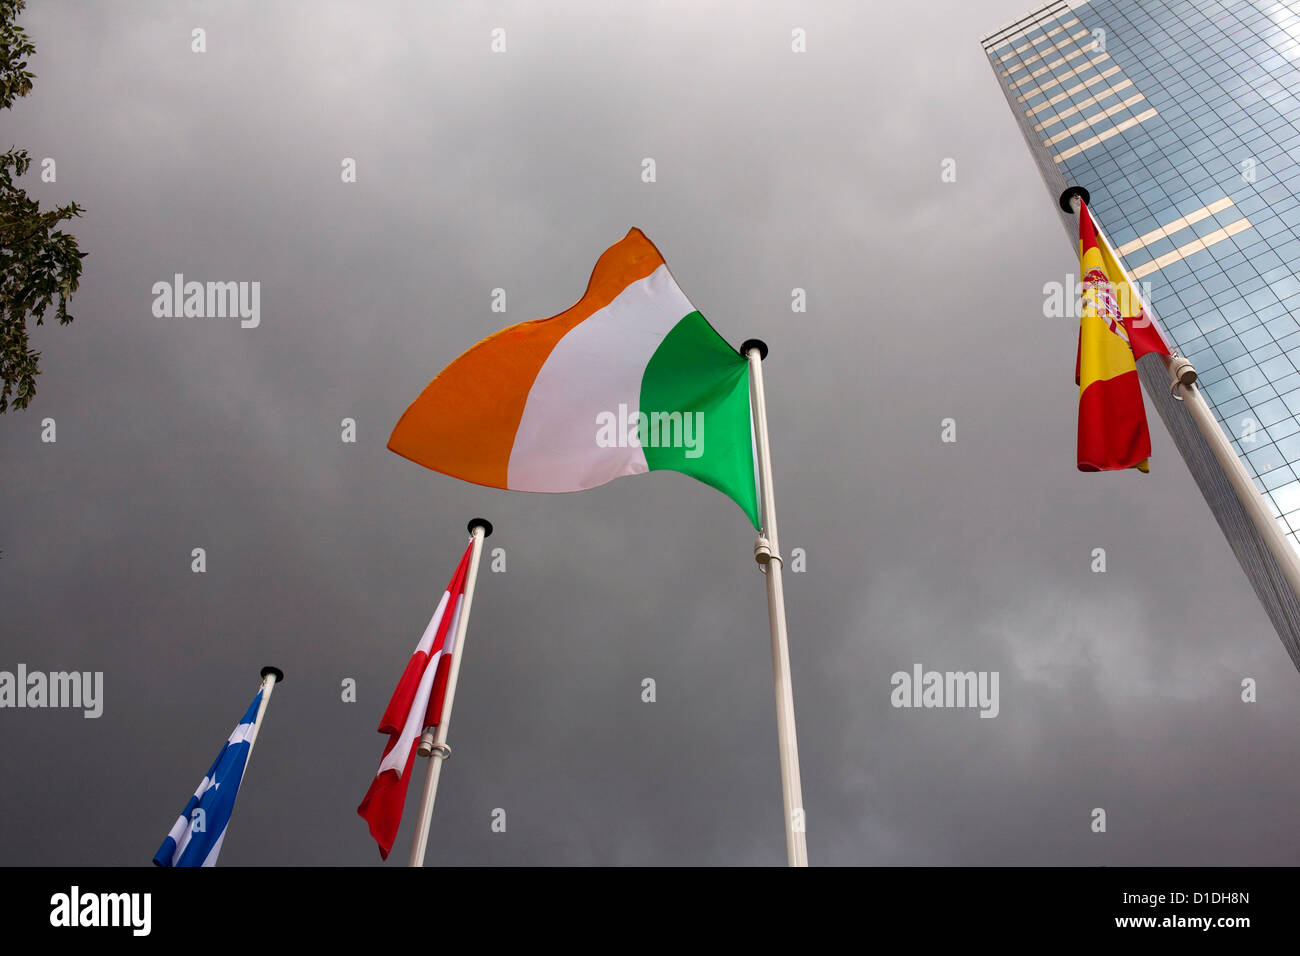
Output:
639,311,759,528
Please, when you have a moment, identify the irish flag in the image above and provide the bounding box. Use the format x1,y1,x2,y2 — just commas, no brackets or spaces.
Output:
388,228,760,527
1076,201,1168,472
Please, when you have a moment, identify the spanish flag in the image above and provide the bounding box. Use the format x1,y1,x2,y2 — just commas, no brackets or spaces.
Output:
1076,201,1169,473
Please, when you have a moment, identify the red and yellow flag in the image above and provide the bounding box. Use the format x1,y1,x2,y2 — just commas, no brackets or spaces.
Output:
1075,201,1169,473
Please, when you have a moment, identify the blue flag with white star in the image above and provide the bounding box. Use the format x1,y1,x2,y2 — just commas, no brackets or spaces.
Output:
153,689,262,867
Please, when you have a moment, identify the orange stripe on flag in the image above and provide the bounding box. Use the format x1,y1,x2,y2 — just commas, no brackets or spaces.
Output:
388,228,666,488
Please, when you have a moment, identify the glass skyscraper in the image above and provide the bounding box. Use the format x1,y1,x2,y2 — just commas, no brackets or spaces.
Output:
982,0,1300,666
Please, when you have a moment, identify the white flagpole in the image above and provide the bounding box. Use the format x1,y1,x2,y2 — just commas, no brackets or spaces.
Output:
1064,187,1300,598
244,665,282,763
408,518,492,868
743,339,808,867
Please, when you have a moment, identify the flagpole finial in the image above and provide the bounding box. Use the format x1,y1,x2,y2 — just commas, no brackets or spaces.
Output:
741,339,769,360
1059,185,1090,213
468,517,493,537
260,665,284,683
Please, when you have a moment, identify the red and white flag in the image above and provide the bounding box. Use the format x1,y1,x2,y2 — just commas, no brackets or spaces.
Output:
357,540,472,859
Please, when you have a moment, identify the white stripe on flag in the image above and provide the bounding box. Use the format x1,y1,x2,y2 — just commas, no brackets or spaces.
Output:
377,594,463,777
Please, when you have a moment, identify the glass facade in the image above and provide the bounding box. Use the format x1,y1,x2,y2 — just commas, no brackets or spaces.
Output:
983,0,1300,665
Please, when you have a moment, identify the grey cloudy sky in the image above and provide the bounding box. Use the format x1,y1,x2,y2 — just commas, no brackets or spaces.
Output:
2,0,1299,866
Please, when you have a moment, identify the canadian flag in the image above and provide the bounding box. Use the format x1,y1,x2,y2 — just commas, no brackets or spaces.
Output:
357,541,472,859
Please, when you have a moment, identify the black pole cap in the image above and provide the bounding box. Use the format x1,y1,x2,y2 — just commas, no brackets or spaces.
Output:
1059,185,1091,213
260,665,284,683
740,339,769,360
468,517,494,537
